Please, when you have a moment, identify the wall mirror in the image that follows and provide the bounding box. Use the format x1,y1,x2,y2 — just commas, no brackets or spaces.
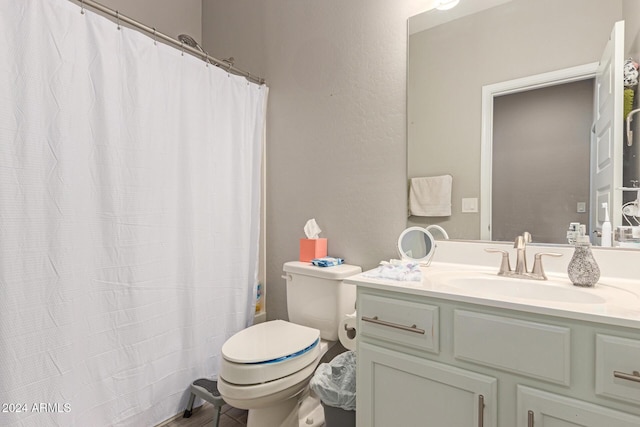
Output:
407,0,640,247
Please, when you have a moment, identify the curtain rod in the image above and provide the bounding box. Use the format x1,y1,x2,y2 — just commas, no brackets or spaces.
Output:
74,0,266,85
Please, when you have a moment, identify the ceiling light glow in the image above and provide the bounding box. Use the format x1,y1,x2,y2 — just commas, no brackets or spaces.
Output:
436,0,460,11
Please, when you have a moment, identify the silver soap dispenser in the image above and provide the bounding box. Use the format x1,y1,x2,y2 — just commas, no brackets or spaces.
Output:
567,234,600,287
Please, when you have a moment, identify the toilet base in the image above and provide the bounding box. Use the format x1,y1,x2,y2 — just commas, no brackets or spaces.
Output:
247,398,299,427
246,390,325,427
297,392,325,427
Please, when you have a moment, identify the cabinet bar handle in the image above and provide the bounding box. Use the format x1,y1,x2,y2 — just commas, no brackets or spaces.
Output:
528,410,534,427
361,315,425,334
478,394,484,427
613,370,640,383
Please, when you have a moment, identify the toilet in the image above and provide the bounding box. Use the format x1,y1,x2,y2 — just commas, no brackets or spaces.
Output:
217,261,361,427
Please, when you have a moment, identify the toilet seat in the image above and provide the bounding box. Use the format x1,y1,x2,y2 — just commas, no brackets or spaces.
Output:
220,320,321,385
217,353,320,409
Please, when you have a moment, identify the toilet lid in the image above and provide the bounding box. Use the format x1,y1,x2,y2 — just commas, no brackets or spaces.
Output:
222,320,320,364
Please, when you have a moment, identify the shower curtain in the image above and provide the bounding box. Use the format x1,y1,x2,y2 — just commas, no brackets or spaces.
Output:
0,1,267,426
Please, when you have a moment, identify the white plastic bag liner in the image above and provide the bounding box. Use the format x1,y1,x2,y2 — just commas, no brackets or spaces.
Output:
310,351,357,411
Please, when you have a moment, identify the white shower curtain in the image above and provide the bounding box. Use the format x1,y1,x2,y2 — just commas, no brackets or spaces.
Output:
0,0,267,426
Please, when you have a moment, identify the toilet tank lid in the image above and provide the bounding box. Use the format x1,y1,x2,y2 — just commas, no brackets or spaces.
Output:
283,261,362,280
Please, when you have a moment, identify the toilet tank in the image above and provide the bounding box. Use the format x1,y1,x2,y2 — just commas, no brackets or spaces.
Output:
283,261,361,341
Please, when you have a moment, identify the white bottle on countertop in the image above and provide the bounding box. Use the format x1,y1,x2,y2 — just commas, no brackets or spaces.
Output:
601,202,612,247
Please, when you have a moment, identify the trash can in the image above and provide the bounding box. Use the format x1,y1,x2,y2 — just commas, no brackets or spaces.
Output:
309,350,356,427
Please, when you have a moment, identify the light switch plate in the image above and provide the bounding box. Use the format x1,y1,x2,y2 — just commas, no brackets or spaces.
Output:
462,198,478,213
577,202,586,213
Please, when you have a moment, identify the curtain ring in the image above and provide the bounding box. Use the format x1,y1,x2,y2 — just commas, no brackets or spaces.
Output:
180,40,185,56
152,27,157,45
116,10,121,30
246,73,251,85
80,0,85,14
203,51,209,67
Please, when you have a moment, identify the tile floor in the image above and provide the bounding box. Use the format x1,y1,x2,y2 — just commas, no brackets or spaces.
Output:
161,403,248,427
159,342,349,427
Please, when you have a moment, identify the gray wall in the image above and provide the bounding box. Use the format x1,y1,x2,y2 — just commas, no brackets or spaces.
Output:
202,0,424,321
492,80,593,244
624,0,640,58
407,0,623,239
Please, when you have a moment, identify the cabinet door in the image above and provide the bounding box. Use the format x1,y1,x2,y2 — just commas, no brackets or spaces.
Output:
358,342,497,427
517,386,640,427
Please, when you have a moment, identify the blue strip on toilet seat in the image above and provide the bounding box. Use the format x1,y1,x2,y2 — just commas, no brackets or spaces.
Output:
245,338,319,365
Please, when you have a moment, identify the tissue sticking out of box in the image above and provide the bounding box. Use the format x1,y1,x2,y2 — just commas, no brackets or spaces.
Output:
304,218,321,239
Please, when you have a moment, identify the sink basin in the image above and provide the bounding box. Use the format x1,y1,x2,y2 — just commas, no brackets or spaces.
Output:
432,273,606,304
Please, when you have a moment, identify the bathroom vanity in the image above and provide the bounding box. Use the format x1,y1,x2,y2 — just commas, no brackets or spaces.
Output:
347,241,640,427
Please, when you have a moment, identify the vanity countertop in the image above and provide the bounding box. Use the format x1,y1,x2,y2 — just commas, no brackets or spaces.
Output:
346,262,640,330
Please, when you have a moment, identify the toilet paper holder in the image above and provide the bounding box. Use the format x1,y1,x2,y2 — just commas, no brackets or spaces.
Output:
344,323,356,339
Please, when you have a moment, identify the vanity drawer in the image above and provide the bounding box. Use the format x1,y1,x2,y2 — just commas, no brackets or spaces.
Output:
359,294,439,353
595,334,640,404
454,310,571,385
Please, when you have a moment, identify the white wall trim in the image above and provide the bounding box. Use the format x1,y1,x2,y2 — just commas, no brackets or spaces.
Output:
479,62,600,240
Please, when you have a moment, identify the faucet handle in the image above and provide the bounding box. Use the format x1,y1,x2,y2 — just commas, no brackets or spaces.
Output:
531,252,562,280
485,249,511,275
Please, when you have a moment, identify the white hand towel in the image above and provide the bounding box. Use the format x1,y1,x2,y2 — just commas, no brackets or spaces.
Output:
409,175,452,217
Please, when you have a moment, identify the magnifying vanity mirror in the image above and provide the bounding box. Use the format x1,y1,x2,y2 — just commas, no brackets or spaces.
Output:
407,0,640,248
398,227,435,264
398,225,449,264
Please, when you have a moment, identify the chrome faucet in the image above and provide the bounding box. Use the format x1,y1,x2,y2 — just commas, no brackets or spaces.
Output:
486,232,562,280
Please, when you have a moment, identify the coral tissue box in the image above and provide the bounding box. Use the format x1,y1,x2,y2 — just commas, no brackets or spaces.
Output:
299,238,327,262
